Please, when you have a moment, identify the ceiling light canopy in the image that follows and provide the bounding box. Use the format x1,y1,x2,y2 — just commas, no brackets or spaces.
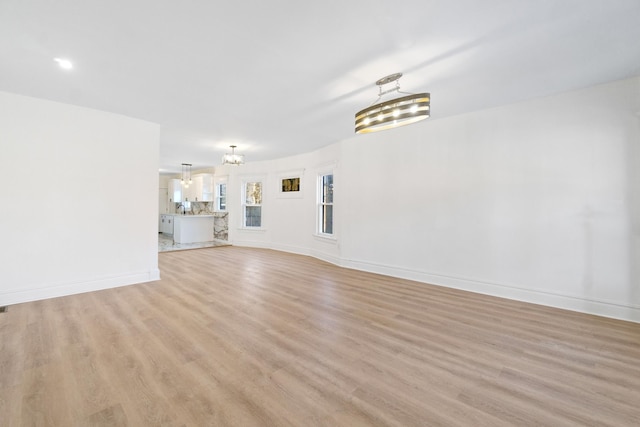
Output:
222,145,244,165
355,73,430,134
53,57,73,70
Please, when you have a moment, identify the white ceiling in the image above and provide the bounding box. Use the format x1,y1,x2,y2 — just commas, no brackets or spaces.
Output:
2,1,639,173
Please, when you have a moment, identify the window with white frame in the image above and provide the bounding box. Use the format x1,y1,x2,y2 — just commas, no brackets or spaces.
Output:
215,179,227,211
243,181,262,227
318,173,333,235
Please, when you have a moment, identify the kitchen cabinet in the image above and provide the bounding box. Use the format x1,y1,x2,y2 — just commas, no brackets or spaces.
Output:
183,174,213,202
173,215,214,243
168,179,182,203
160,214,174,234
201,174,214,201
159,215,167,233
182,177,199,202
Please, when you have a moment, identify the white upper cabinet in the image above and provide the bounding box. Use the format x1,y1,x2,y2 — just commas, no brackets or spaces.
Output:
168,179,182,203
201,174,214,202
183,178,197,202
183,174,213,202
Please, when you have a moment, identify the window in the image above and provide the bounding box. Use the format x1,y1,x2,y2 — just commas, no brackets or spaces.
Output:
318,173,333,235
243,181,262,227
215,182,227,211
214,176,228,211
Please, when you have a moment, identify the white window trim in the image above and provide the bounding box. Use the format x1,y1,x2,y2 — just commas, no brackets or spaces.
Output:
214,176,228,212
316,170,334,238
241,176,266,230
313,232,337,242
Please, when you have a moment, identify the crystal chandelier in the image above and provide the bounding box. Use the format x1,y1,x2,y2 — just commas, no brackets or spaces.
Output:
222,145,244,165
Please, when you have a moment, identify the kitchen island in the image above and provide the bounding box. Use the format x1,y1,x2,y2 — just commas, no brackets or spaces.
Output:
173,215,214,244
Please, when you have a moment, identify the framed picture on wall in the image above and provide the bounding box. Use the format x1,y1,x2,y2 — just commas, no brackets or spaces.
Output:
277,170,304,198
281,177,300,192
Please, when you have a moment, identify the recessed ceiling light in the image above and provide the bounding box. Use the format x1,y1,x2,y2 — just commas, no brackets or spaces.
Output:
54,58,73,70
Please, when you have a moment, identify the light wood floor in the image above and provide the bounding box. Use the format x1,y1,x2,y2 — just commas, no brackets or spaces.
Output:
1,247,639,426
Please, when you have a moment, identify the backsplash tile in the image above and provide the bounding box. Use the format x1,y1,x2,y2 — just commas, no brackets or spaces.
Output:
174,201,213,215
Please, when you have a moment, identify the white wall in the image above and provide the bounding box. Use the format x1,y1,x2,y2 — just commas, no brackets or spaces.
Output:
221,76,640,322
339,76,639,322
220,143,341,264
0,91,160,305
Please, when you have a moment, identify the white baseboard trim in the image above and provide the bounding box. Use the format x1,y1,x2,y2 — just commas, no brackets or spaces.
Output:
341,257,640,323
309,249,343,268
233,239,271,249
270,242,311,256
235,240,342,267
234,239,310,256
232,242,640,323
0,268,161,306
